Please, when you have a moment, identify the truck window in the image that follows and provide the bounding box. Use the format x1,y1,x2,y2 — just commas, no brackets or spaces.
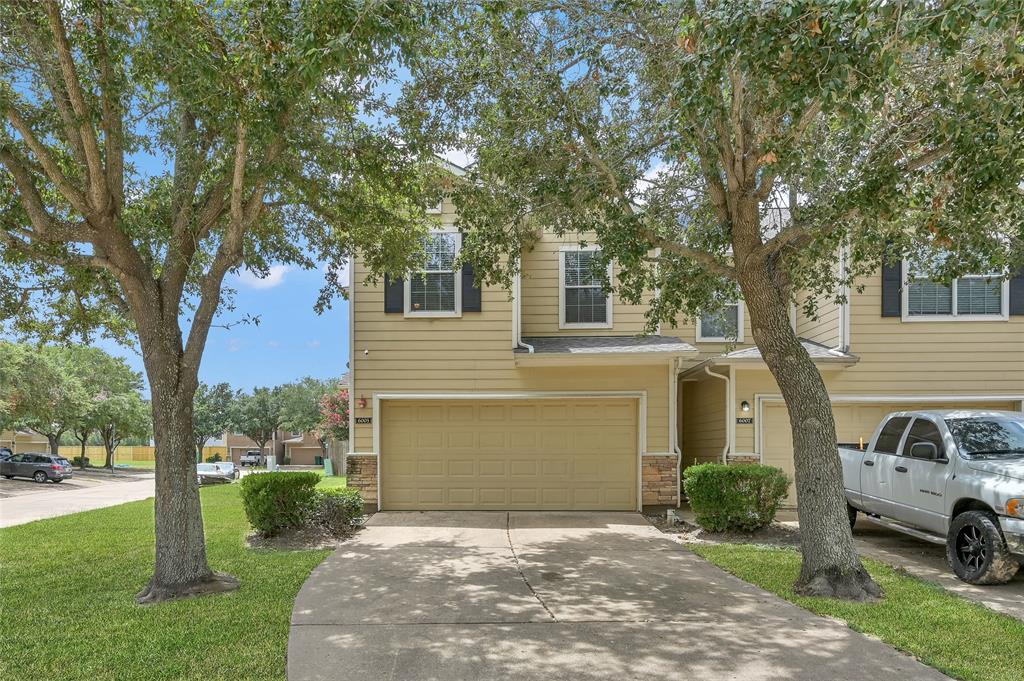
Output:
901,419,944,458
874,417,911,454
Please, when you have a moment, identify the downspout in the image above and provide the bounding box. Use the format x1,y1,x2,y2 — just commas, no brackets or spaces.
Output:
704,364,731,463
672,358,683,507
513,270,534,353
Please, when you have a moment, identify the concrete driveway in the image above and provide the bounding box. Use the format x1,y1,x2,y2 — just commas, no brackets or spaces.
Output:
288,512,948,681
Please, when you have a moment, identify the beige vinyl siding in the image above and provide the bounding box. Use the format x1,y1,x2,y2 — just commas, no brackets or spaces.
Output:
351,255,671,453
520,232,651,336
680,372,727,466
668,306,756,359
0,430,50,454
796,293,841,347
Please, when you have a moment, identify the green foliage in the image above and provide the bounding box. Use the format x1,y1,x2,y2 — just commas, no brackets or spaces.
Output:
193,383,237,458
71,456,91,467
231,387,284,451
205,453,223,463
683,463,789,532
401,1,1024,320
309,487,363,534
279,376,336,452
239,471,320,536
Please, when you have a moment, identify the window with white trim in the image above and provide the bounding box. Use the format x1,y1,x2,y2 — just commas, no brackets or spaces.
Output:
559,248,612,328
697,301,744,342
405,232,461,317
903,262,1007,321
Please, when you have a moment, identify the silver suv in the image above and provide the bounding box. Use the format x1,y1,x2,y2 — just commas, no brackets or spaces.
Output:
0,452,74,483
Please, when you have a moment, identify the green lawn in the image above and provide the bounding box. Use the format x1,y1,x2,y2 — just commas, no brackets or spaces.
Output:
0,477,347,681
691,543,1024,681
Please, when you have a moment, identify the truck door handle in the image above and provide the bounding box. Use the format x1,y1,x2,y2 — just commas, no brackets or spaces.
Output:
863,460,874,467
895,465,908,473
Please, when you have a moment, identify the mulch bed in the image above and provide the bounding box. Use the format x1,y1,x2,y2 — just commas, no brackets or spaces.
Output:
644,512,802,547
247,524,361,551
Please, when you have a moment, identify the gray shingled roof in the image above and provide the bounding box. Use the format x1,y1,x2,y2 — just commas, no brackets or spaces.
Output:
516,335,698,355
721,339,858,362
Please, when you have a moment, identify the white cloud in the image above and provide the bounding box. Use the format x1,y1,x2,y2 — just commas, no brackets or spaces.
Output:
306,339,321,349
266,340,281,348
237,264,290,289
227,338,243,353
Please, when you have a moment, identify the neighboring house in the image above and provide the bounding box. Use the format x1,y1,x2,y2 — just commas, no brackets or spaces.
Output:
282,432,347,466
348,161,1024,511
224,432,285,465
0,429,50,454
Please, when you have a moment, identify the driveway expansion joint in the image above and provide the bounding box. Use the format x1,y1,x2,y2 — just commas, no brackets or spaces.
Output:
506,511,558,622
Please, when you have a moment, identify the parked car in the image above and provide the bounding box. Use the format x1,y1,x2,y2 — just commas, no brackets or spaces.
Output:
238,450,263,467
0,447,13,461
0,452,74,483
214,461,237,479
196,462,234,485
840,410,1024,585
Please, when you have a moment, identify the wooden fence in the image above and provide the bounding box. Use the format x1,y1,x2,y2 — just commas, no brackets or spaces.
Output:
57,445,228,463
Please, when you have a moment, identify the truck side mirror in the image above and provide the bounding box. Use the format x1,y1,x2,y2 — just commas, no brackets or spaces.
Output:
909,442,939,460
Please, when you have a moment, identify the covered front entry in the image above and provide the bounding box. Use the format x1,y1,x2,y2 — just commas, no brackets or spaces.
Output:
761,398,1020,500
379,398,639,511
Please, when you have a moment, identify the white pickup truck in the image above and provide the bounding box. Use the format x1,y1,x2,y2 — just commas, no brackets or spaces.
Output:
840,410,1024,585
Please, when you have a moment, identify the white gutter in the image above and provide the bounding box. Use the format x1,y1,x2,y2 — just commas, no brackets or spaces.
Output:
704,365,731,464
513,269,534,353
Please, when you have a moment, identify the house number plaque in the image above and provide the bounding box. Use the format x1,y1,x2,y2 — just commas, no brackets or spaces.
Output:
355,417,372,424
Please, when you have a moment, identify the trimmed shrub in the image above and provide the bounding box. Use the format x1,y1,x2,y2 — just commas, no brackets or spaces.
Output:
239,471,320,536
309,487,363,534
205,453,223,463
683,463,789,532
72,456,90,467
282,456,291,465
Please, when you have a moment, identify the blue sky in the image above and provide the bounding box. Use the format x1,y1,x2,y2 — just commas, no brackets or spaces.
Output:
95,263,350,393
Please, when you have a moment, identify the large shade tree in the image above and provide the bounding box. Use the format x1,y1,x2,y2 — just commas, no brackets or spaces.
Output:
0,0,433,601
402,1,1024,599
279,376,335,465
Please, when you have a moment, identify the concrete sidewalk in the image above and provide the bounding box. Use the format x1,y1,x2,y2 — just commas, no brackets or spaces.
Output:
0,475,155,527
288,512,948,681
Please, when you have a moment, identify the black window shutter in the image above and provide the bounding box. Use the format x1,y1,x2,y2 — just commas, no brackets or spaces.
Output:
1010,271,1024,316
881,257,902,318
383,274,404,313
462,262,482,312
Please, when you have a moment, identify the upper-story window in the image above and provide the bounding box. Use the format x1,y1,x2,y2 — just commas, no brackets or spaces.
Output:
903,261,1008,321
405,231,462,317
697,300,744,342
559,247,612,329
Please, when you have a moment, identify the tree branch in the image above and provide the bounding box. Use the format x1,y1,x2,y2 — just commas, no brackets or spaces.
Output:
3,107,90,216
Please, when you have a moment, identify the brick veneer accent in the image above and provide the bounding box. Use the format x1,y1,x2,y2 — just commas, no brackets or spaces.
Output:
346,455,378,504
727,455,760,465
642,455,678,506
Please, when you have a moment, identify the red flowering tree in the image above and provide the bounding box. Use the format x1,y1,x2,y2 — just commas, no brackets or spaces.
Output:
318,387,350,473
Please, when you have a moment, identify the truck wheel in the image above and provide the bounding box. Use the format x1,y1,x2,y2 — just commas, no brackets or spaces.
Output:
947,511,1020,585
847,504,858,531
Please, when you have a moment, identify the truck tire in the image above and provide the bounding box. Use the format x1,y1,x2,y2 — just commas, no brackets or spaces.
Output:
946,511,1020,585
847,503,858,531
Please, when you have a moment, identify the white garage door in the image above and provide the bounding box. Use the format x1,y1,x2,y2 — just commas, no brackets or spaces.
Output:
380,399,638,511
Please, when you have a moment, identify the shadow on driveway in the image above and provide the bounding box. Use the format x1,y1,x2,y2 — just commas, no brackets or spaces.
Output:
289,511,949,681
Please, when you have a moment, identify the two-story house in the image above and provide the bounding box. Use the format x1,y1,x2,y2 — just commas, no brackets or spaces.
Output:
346,171,1024,511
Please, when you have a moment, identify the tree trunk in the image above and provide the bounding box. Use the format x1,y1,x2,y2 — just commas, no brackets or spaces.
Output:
104,440,115,469
134,344,238,604
738,257,882,601
47,433,60,458
79,439,88,469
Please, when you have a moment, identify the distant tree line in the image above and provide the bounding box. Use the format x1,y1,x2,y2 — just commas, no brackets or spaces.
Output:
0,342,149,468
196,377,350,470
